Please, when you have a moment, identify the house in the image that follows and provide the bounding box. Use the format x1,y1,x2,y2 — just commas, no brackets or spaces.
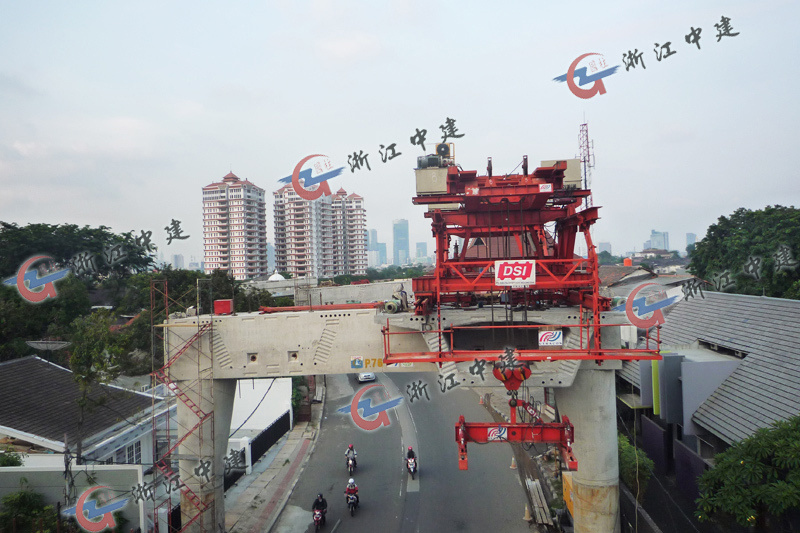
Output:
0,357,173,464
0,356,177,530
615,292,800,501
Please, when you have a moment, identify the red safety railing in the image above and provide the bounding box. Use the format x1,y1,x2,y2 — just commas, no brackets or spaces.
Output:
383,320,661,362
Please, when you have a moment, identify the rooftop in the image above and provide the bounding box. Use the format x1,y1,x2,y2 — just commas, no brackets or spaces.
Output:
660,291,800,444
0,357,155,449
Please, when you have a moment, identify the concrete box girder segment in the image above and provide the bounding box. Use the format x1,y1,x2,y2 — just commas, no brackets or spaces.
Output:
165,309,439,378
162,305,629,533
164,306,624,383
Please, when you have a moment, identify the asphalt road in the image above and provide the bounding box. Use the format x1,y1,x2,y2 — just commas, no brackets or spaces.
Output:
272,373,534,533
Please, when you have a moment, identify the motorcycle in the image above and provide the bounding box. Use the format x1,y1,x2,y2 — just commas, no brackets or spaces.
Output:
347,456,356,475
407,457,417,480
313,509,324,531
346,493,358,517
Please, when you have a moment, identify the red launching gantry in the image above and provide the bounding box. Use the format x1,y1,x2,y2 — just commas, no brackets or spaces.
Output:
381,145,660,470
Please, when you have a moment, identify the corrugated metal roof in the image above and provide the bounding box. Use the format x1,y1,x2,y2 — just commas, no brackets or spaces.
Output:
0,357,154,448
659,291,800,444
619,361,641,389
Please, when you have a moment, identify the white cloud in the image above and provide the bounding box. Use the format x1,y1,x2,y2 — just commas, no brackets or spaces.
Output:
316,32,382,63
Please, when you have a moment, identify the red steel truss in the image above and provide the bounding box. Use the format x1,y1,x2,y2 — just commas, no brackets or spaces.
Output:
384,155,662,470
456,415,577,471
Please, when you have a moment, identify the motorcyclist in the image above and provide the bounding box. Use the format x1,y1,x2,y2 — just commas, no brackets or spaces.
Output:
312,493,328,525
344,478,359,506
344,444,358,468
406,446,417,471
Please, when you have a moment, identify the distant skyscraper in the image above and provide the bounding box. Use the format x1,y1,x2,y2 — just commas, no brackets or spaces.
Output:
171,254,184,269
416,242,427,259
368,229,378,251
187,257,203,271
686,233,696,248
598,242,612,255
393,219,410,265
203,172,268,280
648,230,669,251
378,243,387,266
273,186,366,277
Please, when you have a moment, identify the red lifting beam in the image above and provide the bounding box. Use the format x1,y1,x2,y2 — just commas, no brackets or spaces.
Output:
455,414,577,471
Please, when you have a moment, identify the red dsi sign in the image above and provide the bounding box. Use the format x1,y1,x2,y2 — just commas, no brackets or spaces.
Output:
494,260,536,287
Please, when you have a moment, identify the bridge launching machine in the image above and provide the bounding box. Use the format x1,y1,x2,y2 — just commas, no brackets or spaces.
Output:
381,145,660,470
157,143,661,532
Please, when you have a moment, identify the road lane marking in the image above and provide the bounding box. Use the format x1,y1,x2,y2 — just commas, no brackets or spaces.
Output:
377,374,422,495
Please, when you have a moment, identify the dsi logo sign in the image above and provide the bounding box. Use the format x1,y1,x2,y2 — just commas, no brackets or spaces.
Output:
62,486,129,532
279,154,345,201
3,255,70,303
538,330,563,347
337,384,402,431
495,260,536,287
553,53,620,99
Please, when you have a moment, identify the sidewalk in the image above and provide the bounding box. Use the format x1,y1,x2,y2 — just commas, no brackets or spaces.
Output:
225,383,325,533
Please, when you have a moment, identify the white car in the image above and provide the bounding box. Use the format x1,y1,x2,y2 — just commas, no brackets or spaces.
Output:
357,372,376,382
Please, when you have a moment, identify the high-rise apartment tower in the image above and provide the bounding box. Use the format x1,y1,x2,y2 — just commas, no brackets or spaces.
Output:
202,172,268,280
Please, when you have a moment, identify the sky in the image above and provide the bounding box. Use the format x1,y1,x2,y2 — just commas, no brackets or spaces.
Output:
1,1,798,266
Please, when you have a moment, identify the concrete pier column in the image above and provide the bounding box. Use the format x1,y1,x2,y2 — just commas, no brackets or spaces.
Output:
555,363,620,533
176,378,236,532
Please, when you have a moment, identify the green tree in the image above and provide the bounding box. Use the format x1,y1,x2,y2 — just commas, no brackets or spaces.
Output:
688,206,800,299
598,250,623,265
618,433,654,502
0,483,60,533
0,273,91,361
235,287,277,313
0,222,155,280
69,310,125,463
0,446,25,467
696,415,800,530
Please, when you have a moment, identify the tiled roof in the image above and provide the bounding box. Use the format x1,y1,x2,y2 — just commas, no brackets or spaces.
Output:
0,357,153,448
659,292,800,444
598,265,652,287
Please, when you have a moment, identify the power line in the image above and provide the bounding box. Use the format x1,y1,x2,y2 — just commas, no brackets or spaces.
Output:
617,412,702,533
229,379,275,437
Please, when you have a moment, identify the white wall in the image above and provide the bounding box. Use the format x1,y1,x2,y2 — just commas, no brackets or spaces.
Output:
0,465,145,528
229,378,292,435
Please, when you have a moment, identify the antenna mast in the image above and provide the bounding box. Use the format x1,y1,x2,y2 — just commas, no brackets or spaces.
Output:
578,122,595,208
